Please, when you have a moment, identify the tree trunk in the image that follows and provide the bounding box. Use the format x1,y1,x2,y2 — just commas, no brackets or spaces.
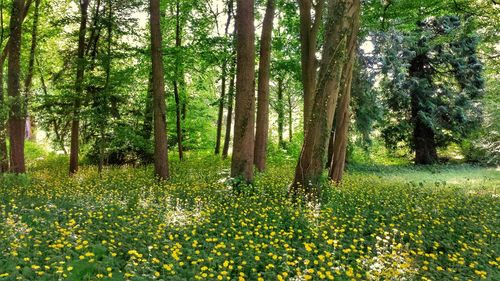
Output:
215,67,226,155
287,90,293,143
328,1,360,182
0,0,8,172
215,0,233,155
23,0,40,142
69,0,89,175
98,0,112,175
143,71,153,140
222,56,236,159
291,0,360,200
328,60,355,182
409,54,438,165
298,0,323,134
231,0,255,183
172,0,183,160
8,0,26,173
277,78,285,148
254,0,275,172
150,0,169,180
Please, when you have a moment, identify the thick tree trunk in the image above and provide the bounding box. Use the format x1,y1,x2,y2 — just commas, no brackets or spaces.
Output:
298,0,323,134
329,65,354,182
291,0,360,199
23,0,40,142
328,2,360,182
8,0,26,173
231,0,255,182
222,56,236,159
409,54,438,165
173,0,183,160
277,78,285,148
69,0,89,175
254,0,275,172
215,0,233,155
150,0,169,180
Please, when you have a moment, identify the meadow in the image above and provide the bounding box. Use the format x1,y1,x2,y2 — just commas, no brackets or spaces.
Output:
0,149,499,281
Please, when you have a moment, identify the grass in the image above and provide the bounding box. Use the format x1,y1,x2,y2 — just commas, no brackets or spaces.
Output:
0,148,498,280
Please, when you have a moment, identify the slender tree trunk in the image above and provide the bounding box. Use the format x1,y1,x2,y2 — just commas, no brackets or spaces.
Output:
98,0,112,175
277,78,285,148
298,0,323,134
69,0,89,175
222,56,236,159
291,0,360,200
7,0,26,173
215,0,234,155
231,0,255,182
23,0,40,142
150,0,169,180
287,90,293,142
0,0,8,172
215,68,227,155
143,71,153,140
254,0,275,172
172,0,183,160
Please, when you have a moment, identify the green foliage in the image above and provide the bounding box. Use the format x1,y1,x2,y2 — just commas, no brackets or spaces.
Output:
377,16,484,158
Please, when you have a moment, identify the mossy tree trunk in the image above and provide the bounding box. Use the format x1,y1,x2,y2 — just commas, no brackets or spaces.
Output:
291,0,361,200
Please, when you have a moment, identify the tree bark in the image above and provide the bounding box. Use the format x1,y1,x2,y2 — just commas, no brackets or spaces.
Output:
291,0,361,199
150,0,169,180
23,0,40,141
7,0,26,173
69,0,89,175
172,0,183,160
143,71,153,140
231,0,255,182
215,0,233,155
328,1,360,182
328,60,355,182
298,0,323,134
0,0,8,172
277,78,285,148
287,90,293,143
254,0,275,172
409,54,438,165
98,0,112,175
222,55,236,159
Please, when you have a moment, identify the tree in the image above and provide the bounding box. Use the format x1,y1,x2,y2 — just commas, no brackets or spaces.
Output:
215,0,233,155
7,0,26,173
23,0,41,141
150,0,169,180
298,0,323,133
328,1,361,182
254,0,275,172
291,0,361,199
380,16,484,164
172,0,184,160
69,0,89,175
231,0,255,183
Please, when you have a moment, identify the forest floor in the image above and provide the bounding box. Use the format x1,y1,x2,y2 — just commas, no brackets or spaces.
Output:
0,150,499,281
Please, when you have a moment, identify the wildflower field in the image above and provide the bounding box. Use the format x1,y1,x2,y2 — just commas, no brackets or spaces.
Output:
0,154,499,281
